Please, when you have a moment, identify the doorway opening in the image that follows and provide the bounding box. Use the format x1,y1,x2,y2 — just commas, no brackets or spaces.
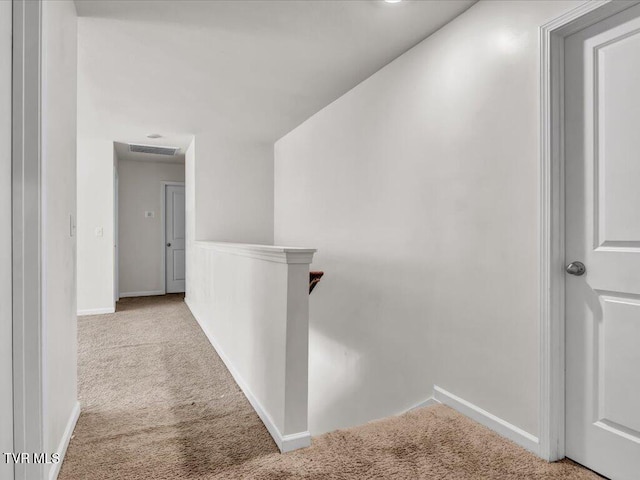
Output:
113,140,186,304
162,182,186,294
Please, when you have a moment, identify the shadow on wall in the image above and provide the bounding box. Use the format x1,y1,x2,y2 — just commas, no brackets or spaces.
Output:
307,254,437,435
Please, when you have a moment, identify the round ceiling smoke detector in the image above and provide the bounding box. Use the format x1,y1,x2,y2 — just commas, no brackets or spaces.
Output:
146,133,163,139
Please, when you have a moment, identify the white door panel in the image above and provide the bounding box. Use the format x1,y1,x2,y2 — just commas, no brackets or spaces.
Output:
165,185,185,293
565,4,640,479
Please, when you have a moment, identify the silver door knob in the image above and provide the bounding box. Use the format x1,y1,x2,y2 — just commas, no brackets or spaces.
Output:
166,243,172,247
565,261,586,276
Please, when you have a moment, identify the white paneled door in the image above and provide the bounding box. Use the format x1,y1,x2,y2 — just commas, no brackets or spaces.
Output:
565,4,640,479
165,184,186,293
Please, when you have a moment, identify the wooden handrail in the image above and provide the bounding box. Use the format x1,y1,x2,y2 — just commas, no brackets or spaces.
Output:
309,271,324,294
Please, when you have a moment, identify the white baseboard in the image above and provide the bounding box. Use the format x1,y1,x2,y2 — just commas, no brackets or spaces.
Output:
119,290,165,298
279,431,312,453
403,396,440,414
185,298,311,453
434,385,539,455
48,401,80,480
77,307,115,316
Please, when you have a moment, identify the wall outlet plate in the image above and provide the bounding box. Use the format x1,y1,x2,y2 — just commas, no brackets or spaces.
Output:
145,211,155,218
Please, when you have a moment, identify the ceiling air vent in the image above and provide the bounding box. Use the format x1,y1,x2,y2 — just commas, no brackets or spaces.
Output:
129,144,180,156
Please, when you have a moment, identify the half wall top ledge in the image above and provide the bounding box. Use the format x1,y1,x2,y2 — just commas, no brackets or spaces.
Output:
194,241,316,264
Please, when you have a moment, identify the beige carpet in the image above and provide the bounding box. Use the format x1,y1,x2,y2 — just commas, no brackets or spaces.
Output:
60,294,602,480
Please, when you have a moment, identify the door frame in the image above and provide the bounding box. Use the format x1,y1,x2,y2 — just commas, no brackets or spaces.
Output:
161,181,185,295
12,1,45,479
1,1,13,479
114,166,119,304
539,0,640,462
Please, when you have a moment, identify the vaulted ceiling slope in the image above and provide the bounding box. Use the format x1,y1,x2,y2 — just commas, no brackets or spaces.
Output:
74,0,476,144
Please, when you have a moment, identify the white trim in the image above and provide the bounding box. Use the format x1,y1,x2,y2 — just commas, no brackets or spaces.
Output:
113,165,119,304
538,0,640,462
279,432,312,453
47,401,80,480
185,297,311,453
194,241,316,265
403,396,440,414
161,181,185,295
119,290,165,298
77,307,115,316
12,2,45,478
0,3,13,479
434,386,539,455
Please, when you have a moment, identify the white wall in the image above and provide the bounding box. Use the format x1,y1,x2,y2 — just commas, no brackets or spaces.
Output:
194,138,274,244
185,241,314,452
0,3,13,479
185,138,313,451
41,0,79,477
76,15,276,312
118,160,185,296
275,0,582,437
77,139,116,313
77,137,273,312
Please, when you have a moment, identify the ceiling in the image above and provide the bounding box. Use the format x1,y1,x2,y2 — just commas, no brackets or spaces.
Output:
75,0,476,148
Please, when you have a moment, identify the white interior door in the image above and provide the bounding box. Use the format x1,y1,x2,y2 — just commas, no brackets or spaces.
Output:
165,184,185,293
565,4,640,479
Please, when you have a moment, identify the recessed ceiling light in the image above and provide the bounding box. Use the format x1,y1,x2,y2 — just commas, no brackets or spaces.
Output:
146,133,163,139
384,0,402,3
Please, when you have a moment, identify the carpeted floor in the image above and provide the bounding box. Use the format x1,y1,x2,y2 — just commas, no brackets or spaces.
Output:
59,294,602,479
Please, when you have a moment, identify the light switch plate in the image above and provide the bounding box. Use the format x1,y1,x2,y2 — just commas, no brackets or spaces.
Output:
144,211,155,218
95,227,103,237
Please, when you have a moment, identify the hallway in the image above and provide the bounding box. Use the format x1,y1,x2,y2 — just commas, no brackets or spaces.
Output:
60,294,277,479
60,295,602,479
